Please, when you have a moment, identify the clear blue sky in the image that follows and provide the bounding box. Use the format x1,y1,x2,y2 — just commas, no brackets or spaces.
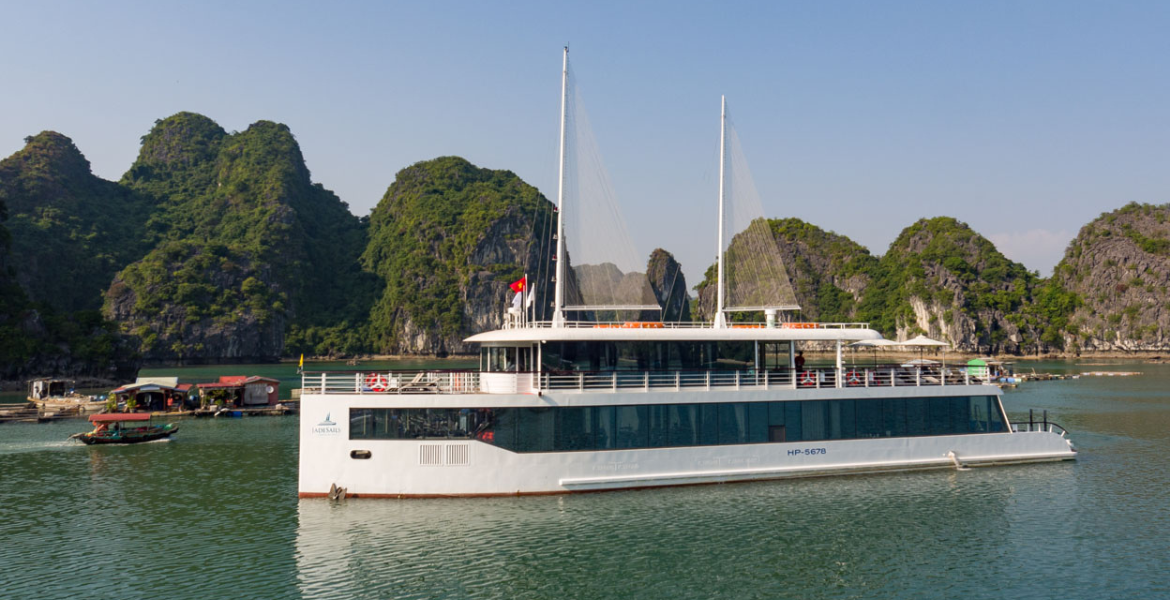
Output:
3,1,1168,285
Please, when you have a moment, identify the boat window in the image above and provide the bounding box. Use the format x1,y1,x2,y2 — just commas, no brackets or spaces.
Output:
906,398,928,437
988,396,1006,432
648,405,671,448
927,397,952,435
855,399,883,438
540,341,759,372
483,347,522,372
718,403,747,445
747,403,768,443
616,406,648,449
801,400,827,441
596,406,617,450
784,401,803,442
348,394,1007,452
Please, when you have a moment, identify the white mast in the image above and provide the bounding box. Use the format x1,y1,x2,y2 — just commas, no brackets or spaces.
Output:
714,95,727,329
552,46,569,328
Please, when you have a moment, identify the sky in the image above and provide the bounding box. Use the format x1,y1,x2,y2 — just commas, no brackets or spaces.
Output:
2,0,1168,285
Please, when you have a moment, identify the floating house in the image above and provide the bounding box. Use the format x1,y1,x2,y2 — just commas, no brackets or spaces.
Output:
966,358,1016,382
196,376,280,408
110,377,194,412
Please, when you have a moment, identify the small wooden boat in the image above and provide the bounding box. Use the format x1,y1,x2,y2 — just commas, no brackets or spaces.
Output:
71,413,178,445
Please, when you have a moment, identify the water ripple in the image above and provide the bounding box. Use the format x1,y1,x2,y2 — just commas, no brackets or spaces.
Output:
2,370,1169,599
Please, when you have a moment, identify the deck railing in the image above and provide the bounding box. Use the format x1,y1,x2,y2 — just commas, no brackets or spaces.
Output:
302,365,986,396
503,319,872,330
1011,409,1069,437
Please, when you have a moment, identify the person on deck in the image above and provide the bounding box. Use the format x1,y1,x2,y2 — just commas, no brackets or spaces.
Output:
795,351,806,371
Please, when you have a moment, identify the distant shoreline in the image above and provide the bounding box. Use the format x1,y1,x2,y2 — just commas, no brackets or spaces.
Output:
5,350,1163,393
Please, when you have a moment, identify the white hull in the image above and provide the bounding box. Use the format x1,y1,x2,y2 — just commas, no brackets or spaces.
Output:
298,387,1075,498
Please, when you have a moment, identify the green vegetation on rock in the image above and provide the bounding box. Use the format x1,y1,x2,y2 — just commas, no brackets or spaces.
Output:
109,113,376,361
0,133,140,380
0,132,153,313
362,156,555,354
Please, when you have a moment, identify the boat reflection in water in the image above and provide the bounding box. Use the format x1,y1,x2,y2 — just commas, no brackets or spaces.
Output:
294,459,1078,598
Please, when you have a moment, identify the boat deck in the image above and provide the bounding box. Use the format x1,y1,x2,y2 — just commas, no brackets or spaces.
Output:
302,365,991,396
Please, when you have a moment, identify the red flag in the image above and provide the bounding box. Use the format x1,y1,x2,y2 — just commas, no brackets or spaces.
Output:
509,276,526,293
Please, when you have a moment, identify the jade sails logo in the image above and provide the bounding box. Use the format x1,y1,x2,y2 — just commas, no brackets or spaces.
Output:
313,413,341,436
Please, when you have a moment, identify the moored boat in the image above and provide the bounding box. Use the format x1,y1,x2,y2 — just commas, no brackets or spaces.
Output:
28,378,106,414
71,413,179,445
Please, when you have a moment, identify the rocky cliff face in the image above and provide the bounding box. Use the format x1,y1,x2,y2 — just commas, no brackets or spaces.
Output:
1052,203,1170,352
362,157,557,355
863,217,1041,354
645,249,690,322
104,241,287,362
693,216,1054,353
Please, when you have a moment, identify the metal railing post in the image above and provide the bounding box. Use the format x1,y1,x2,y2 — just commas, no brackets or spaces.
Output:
612,371,617,391
644,371,649,392
916,368,921,387
735,370,740,390
706,371,711,391
676,371,681,391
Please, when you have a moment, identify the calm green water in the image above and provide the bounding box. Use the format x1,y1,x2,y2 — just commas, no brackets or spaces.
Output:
1,360,1168,599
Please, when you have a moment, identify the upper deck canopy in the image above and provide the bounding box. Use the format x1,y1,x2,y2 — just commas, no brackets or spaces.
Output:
90,413,151,422
465,323,884,344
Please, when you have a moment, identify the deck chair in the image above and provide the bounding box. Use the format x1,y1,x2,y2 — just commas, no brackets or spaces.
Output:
399,372,440,393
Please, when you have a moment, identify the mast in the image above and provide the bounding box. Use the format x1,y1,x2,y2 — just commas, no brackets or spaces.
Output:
552,46,569,328
714,95,727,329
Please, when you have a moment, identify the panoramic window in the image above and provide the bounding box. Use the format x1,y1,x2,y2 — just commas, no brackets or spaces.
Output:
349,395,1007,452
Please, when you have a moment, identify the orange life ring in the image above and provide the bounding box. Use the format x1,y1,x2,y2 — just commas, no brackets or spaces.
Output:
783,322,818,330
365,373,389,392
799,370,817,386
846,370,862,386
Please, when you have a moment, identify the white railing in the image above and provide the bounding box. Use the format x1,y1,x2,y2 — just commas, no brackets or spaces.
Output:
301,371,482,395
303,366,982,396
505,320,873,330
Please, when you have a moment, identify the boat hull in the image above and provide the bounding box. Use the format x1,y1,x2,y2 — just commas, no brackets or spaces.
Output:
298,389,1075,498
76,424,178,445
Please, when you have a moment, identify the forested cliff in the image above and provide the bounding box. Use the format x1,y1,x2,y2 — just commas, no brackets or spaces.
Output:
2,113,1168,381
107,113,375,363
0,133,142,382
361,157,556,355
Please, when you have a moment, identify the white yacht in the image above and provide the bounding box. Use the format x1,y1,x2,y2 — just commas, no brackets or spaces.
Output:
297,51,1075,498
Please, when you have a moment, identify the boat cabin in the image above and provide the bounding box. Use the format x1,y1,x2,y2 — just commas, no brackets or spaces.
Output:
196,376,280,408
110,377,194,412
28,378,77,400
